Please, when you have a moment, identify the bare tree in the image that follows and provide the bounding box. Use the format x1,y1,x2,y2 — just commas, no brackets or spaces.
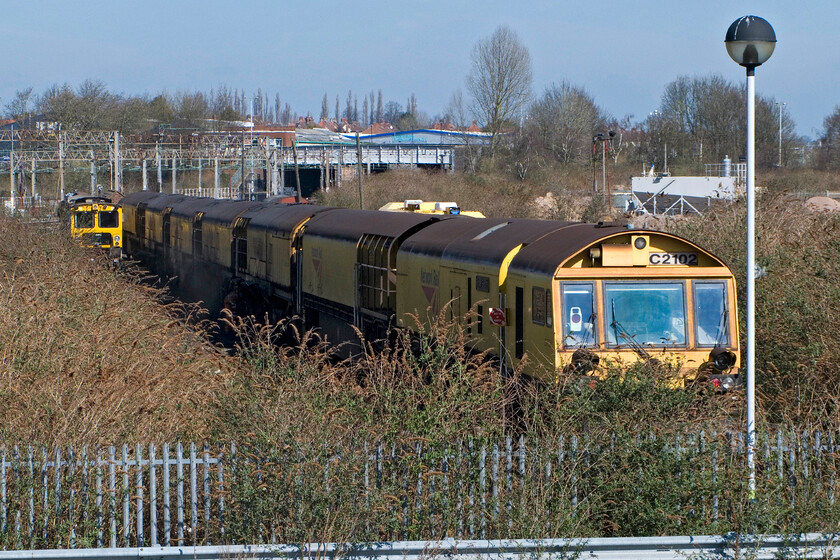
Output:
447,89,479,173
38,83,76,128
383,101,402,125
321,93,329,121
174,91,208,128
344,90,353,121
5,87,34,124
646,74,795,169
818,106,840,169
528,81,603,165
75,79,118,130
466,25,532,155
376,90,383,122
362,97,369,127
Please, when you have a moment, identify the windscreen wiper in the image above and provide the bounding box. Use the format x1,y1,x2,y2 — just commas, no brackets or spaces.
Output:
715,303,729,348
610,299,651,360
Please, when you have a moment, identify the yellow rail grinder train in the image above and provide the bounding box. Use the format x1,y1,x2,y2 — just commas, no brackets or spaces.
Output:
120,192,740,389
66,193,123,259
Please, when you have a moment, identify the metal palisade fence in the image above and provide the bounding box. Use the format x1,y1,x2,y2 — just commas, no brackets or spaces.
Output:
1,430,839,550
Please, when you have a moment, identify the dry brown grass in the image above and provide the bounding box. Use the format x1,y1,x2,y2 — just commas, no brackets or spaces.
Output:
316,165,602,219
0,217,238,446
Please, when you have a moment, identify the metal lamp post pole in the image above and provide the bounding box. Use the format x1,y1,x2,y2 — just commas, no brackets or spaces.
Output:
726,14,776,500
777,102,785,167
746,66,757,497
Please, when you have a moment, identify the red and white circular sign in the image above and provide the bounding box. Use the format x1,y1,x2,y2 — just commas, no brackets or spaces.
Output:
488,307,506,326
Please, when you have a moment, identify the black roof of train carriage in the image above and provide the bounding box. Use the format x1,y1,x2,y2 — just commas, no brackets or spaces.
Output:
142,194,191,213
397,217,577,266
244,203,334,236
166,196,227,219
301,207,458,242
507,223,630,277
200,198,264,226
120,191,169,209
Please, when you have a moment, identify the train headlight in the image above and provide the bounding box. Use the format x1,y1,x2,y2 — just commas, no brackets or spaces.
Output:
571,348,599,374
709,347,736,371
634,237,647,250
114,235,121,243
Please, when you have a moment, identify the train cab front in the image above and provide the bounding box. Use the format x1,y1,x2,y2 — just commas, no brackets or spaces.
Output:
549,227,741,393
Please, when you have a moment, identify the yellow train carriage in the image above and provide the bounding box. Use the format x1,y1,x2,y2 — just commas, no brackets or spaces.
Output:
507,224,739,388
397,218,570,356
299,209,449,350
67,195,123,258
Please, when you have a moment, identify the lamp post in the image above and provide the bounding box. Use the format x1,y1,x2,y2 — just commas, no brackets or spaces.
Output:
725,15,776,498
777,102,785,167
592,131,615,196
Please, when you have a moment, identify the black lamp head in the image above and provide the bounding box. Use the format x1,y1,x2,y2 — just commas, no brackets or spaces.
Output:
725,16,776,68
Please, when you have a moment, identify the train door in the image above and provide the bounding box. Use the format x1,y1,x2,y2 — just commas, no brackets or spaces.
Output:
192,212,204,258
162,208,172,265
503,281,525,371
515,286,524,360
448,270,470,330
232,217,250,275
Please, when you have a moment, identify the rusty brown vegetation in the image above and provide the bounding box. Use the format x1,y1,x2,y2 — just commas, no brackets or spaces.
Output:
0,218,235,446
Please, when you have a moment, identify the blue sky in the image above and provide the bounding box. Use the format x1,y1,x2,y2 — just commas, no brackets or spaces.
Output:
1,0,836,138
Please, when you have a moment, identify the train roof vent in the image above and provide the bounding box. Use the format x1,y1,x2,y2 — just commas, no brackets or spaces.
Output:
472,222,509,240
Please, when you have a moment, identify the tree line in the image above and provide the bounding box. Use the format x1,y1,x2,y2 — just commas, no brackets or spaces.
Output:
2,81,426,134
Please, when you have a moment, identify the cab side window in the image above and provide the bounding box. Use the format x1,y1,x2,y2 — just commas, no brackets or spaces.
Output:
562,283,596,347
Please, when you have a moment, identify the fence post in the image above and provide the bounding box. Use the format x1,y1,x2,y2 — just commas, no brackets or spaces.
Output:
54,447,62,547
788,430,796,509
570,436,578,511
712,433,718,520
135,443,143,547
68,446,75,548
95,449,102,548
216,449,224,539
176,442,184,545
801,430,810,485
777,430,784,483
108,446,116,548
479,444,486,539
456,442,463,537
414,442,423,537
190,443,197,544
163,443,170,546
441,449,449,535
492,443,499,524
829,431,835,506
41,447,48,545
467,440,474,539
149,444,157,547
82,447,90,546
1,447,6,535
814,431,822,482
203,443,210,544
122,444,129,547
